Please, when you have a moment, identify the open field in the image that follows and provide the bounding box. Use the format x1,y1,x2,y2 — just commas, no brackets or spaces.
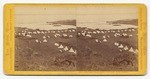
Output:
15,26,138,71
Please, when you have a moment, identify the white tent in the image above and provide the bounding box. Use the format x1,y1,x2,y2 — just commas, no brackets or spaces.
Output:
81,32,86,36
129,29,132,32
124,46,129,50
78,33,81,36
114,42,119,46
43,36,46,39
59,50,63,52
69,35,73,37
47,36,50,38
58,44,64,49
70,30,72,32
33,32,37,34
37,31,40,34
54,43,59,47
119,49,123,52
86,34,91,37
123,33,127,36
107,35,110,38
132,29,135,31
118,44,123,48
26,34,32,37
74,50,77,54
28,32,32,34
114,34,117,37
69,48,74,53
18,33,21,35
99,41,102,43
97,31,100,33
129,47,134,52
134,49,138,54
101,31,104,34
22,33,26,36
88,31,92,34
95,39,99,42
41,31,44,34
55,34,61,37
103,39,107,42
64,46,69,51
93,31,97,34
63,34,67,37
103,36,106,38
54,34,57,37
43,39,47,42
129,34,133,37
72,30,75,32
35,39,39,43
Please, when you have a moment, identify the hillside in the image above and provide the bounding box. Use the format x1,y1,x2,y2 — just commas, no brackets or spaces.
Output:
107,19,138,26
15,26,138,71
47,19,76,26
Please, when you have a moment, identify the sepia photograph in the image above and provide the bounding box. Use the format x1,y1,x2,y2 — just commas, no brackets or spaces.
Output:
14,5,138,71
76,6,138,71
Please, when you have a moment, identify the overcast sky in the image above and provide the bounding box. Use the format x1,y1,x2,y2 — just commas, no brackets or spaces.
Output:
14,5,138,29
15,5,138,23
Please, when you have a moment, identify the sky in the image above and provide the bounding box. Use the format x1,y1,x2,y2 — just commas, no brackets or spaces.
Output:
14,5,138,29
15,5,76,24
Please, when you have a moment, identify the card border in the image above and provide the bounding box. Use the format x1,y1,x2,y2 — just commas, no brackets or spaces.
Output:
3,4,147,75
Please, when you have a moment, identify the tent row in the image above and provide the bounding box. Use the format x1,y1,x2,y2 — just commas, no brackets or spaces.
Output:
114,33,133,37
54,43,77,54
18,29,76,35
95,38,108,43
114,42,138,54
79,28,136,35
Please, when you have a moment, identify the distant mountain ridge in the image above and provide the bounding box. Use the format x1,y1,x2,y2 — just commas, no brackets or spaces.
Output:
107,19,138,26
47,19,76,26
